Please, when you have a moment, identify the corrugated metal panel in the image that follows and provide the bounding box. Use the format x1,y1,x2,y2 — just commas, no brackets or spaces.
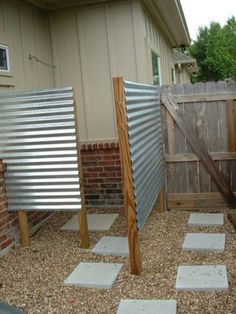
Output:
124,81,164,229
0,87,82,211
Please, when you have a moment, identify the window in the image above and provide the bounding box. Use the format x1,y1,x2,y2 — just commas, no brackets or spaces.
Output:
151,50,160,85
171,68,176,84
0,45,10,72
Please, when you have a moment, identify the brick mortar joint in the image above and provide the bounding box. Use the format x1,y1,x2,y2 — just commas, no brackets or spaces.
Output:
81,141,119,151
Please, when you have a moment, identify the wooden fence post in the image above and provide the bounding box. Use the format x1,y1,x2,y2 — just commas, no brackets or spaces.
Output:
73,93,90,249
226,99,236,152
18,211,30,247
156,187,167,213
113,77,142,275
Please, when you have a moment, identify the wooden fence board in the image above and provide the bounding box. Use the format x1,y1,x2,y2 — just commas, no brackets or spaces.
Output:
161,95,236,208
162,81,236,208
173,92,236,103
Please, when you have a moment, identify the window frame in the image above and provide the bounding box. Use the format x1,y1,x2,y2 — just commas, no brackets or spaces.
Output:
151,49,161,86
171,67,176,84
0,44,10,73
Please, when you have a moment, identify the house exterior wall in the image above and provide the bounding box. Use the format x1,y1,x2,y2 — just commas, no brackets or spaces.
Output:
175,64,191,84
49,0,176,142
141,7,175,86
49,1,139,142
0,0,55,93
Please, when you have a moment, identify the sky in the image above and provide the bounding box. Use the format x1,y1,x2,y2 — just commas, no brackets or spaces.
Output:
180,0,236,41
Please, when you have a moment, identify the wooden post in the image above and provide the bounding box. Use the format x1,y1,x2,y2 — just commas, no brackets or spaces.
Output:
226,99,236,152
18,211,30,247
73,91,89,249
113,77,142,275
166,112,176,155
156,187,166,213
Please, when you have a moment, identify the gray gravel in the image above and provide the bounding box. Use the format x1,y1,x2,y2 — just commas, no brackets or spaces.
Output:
0,208,235,314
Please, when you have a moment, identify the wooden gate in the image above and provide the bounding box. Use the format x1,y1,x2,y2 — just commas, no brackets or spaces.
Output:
161,81,236,209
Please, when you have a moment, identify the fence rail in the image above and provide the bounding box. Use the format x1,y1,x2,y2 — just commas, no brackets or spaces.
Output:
161,80,236,208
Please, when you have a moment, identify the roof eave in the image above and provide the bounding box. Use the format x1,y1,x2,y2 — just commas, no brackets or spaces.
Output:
149,0,191,47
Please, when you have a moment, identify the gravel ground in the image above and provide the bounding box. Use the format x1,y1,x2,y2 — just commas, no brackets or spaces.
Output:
0,208,235,314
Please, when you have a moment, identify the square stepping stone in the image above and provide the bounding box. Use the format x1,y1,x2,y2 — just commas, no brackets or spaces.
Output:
117,299,177,314
0,302,25,314
61,213,119,231
188,213,224,226
182,233,225,252
176,265,228,291
64,262,123,289
91,236,129,256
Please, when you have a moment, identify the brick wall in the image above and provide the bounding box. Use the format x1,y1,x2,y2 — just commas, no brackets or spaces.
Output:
0,160,51,255
81,142,123,208
0,142,124,255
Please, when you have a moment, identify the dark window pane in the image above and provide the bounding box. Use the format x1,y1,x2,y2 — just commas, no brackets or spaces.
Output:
171,68,175,83
151,51,159,85
0,48,8,70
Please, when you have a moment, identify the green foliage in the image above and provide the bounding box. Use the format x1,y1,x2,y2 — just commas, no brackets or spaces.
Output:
189,16,236,82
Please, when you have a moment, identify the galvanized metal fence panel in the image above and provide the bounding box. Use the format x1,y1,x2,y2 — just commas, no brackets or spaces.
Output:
124,81,164,229
0,87,82,211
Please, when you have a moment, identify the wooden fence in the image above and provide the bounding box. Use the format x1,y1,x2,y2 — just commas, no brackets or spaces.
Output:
161,80,236,209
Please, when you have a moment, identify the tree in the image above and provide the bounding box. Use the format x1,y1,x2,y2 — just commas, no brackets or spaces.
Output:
189,17,236,82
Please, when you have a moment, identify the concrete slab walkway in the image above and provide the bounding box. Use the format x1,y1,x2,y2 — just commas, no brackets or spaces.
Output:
91,236,129,256
117,299,177,314
64,262,123,289
176,265,228,291
61,213,119,231
188,213,224,227
0,302,25,314
182,233,225,252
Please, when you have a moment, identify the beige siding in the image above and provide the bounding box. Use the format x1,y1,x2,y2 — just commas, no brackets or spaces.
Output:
0,0,54,92
175,64,191,84
141,8,174,85
50,1,138,141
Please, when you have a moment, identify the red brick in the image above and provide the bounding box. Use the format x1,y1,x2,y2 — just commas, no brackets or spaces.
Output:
83,172,98,178
82,161,97,167
98,160,115,166
0,234,7,242
103,155,120,160
101,183,118,189
87,178,104,183
86,167,103,172
81,150,96,155
85,195,100,200
99,172,117,178
104,166,121,172
84,184,100,189
1,238,13,250
85,189,104,195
